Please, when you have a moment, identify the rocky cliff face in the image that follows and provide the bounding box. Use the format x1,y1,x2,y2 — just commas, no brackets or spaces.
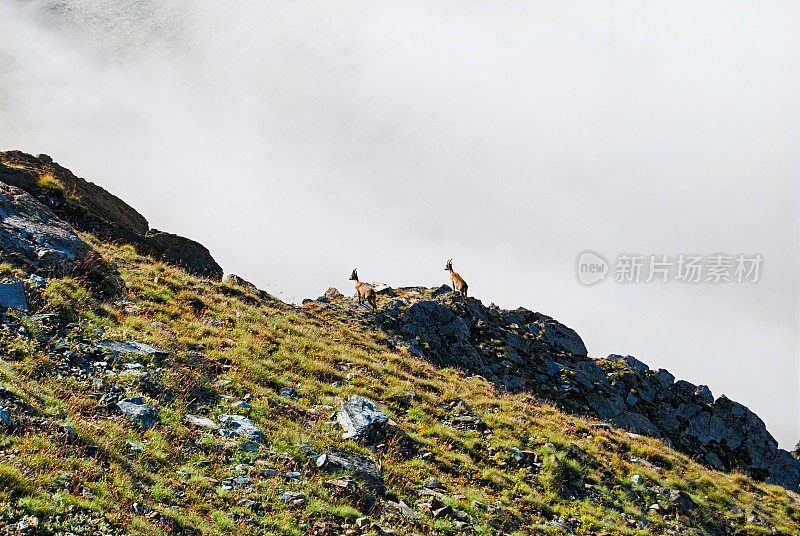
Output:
0,151,222,279
310,285,800,492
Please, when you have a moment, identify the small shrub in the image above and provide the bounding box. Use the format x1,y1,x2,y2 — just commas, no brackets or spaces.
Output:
37,173,65,196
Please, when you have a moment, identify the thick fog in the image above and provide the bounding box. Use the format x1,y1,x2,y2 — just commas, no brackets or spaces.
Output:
1,1,798,448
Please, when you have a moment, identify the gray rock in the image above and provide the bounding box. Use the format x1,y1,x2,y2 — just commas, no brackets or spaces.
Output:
423,477,443,489
96,340,169,358
655,487,696,514
232,475,252,486
509,447,525,462
279,387,297,399
184,414,218,430
337,395,388,440
219,414,262,441
544,359,563,376
694,385,713,404
0,182,90,276
60,424,77,442
610,412,661,437
652,369,675,389
281,491,305,503
118,398,159,429
318,447,384,494
607,354,649,374
126,441,144,453
586,392,624,419
0,282,28,312
539,320,587,356
231,400,251,410
626,393,638,406
630,474,643,486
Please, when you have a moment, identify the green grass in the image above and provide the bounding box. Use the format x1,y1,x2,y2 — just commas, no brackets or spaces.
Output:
0,236,796,535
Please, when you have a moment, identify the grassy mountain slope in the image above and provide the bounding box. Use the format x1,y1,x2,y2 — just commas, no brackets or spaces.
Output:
0,235,798,536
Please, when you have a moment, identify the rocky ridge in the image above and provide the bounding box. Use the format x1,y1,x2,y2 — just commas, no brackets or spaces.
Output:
308,285,800,491
0,151,222,279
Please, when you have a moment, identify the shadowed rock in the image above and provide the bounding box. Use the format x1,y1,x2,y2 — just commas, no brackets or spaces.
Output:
0,282,28,312
317,447,384,494
118,397,159,429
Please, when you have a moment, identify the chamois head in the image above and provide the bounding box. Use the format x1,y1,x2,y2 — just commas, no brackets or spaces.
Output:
445,259,453,271
349,268,359,281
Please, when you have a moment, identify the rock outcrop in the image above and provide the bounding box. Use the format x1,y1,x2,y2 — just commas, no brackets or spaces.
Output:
312,285,800,491
0,182,90,276
0,151,222,279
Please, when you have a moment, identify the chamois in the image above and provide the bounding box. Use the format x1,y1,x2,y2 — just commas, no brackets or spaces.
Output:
349,269,377,310
445,259,468,297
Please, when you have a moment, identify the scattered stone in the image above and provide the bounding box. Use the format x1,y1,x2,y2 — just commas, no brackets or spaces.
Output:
280,491,305,507
184,414,219,430
472,500,493,512
60,424,78,442
218,414,262,441
231,400,251,410
509,446,525,462
432,505,453,519
97,340,169,358
239,441,260,453
255,468,279,477
326,477,358,493
279,387,297,399
117,397,159,429
423,477,443,489
126,441,144,453
355,517,370,528
630,474,643,486
337,395,388,440
232,475,252,486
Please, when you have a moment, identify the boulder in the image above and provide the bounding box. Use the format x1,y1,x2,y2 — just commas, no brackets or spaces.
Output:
118,397,159,429
655,487,696,514
219,414,262,441
0,182,90,275
337,395,388,440
324,287,343,299
537,320,587,356
317,447,384,494
144,230,222,280
0,151,223,280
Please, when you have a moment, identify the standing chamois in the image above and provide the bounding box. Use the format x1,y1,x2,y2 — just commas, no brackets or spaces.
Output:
445,259,468,297
349,269,377,310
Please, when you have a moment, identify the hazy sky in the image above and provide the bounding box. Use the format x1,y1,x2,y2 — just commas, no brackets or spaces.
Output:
1,0,798,448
